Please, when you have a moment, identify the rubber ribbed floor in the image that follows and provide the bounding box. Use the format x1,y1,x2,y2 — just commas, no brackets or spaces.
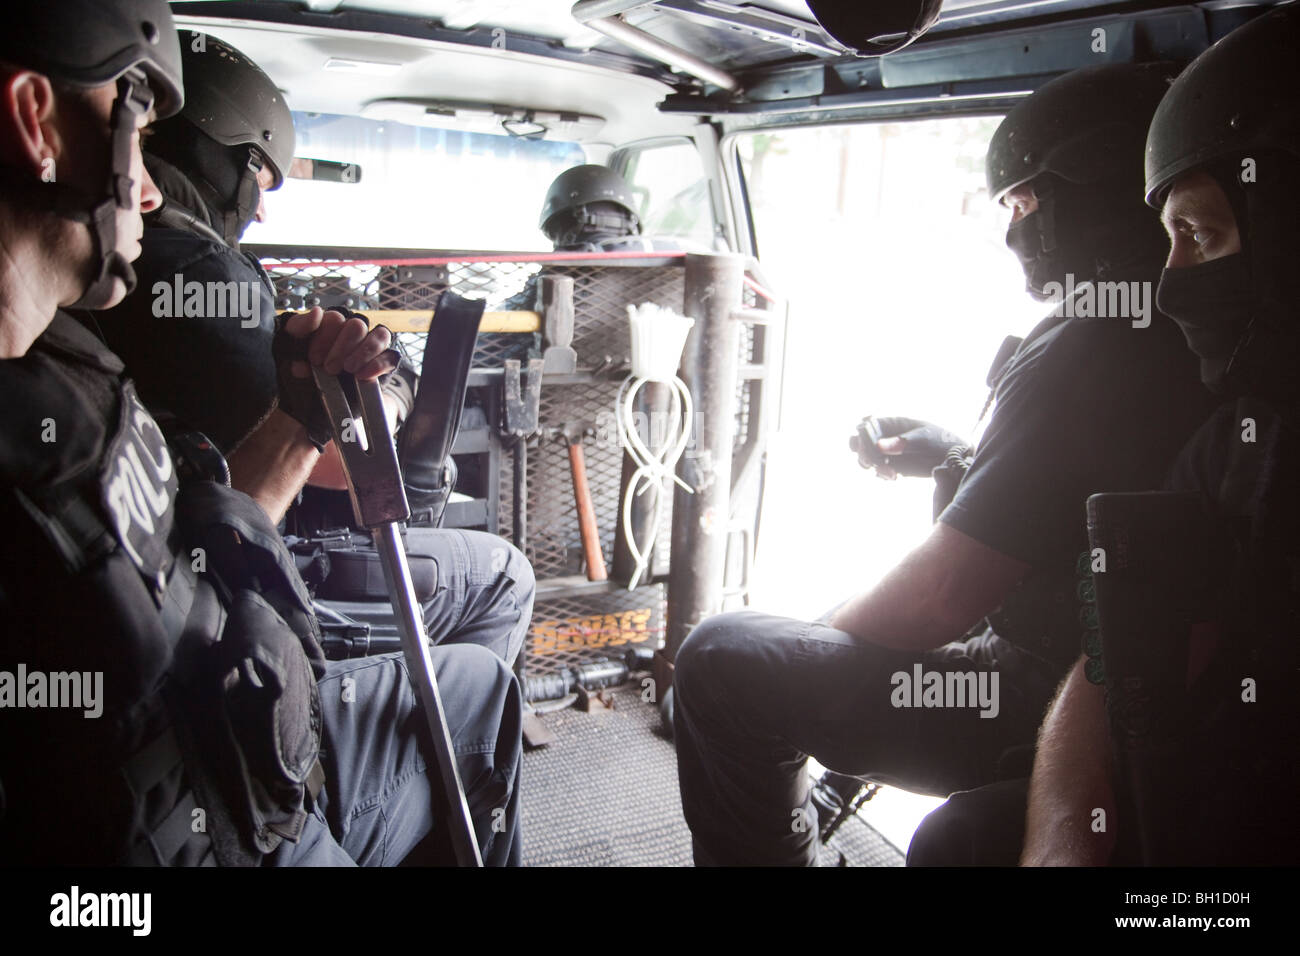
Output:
817,813,906,868
519,684,904,867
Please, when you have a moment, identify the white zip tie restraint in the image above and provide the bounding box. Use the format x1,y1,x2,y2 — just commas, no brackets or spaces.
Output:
618,302,696,590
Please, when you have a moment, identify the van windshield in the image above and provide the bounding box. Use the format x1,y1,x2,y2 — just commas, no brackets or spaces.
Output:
245,111,587,251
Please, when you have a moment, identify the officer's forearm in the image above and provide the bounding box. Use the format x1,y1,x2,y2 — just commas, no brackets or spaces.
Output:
307,441,348,490
829,561,966,650
306,392,400,491
226,408,321,523
1021,656,1116,866
829,521,1028,651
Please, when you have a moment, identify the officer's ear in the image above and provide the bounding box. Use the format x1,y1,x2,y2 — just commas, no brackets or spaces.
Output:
0,70,60,180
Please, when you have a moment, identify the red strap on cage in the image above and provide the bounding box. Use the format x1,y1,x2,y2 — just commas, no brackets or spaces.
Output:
258,249,777,303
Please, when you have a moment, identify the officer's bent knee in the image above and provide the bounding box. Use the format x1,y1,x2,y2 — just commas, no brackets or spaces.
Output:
507,542,535,591
432,642,514,695
675,611,760,688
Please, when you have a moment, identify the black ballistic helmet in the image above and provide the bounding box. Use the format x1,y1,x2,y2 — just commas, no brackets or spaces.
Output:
1145,4,1300,207
988,62,1180,298
147,33,295,245
808,0,943,56
988,62,1178,204
1145,4,1300,397
0,0,184,121
539,164,640,247
176,34,295,189
0,0,184,309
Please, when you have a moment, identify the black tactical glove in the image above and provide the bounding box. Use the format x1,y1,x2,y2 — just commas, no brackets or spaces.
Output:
859,415,972,478
272,311,334,451
272,308,401,452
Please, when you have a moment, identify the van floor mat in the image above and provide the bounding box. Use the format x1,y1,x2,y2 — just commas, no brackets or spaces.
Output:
518,683,904,867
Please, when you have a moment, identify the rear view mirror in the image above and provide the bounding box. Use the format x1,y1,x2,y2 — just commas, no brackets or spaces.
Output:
807,0,943,56
288,158,363,184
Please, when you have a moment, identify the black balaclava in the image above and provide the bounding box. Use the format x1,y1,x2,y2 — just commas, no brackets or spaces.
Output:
1006,173,1169,301
144,118,265,248
1156,151,1300,402
144,152,223,240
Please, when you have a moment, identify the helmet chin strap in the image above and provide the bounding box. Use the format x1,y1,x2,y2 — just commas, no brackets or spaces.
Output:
67,72,155,310
226,149,265,249
553,206,640,250
183,146,264,248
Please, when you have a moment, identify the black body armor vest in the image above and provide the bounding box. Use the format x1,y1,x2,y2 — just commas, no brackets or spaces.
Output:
0,313,323,865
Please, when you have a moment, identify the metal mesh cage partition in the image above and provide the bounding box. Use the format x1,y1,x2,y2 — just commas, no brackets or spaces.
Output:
498,264,687,581
250,246,703,678
528,585,668,676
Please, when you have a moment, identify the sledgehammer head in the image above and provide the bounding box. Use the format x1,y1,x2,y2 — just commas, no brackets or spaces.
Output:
540,275,577,374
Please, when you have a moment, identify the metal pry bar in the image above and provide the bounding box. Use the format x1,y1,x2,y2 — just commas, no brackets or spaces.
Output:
312,368,484,867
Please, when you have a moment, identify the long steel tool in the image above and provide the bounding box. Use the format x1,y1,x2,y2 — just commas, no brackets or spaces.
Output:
313,367,483,867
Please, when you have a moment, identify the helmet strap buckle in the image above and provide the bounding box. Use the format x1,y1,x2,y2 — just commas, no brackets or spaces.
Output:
112,174,134,207
67,71,152,309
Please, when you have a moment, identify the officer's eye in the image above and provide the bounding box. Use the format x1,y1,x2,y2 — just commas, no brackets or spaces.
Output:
1002,197,1031,222
1174,221,1210,247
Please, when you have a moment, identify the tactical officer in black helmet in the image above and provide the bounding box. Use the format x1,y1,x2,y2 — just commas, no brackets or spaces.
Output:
0,3,521,866
858,63,1197,498
96,33,534,671
672,63,1216,866
93,34,289,455
1023,4,1300,866
540,163,652,253
501,163,679,313
539,163,686,253
0,0,191,863
989,66,1178,303
146,34,295,251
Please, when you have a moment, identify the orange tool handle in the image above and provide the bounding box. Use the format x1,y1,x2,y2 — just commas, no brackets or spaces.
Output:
567,441,608,582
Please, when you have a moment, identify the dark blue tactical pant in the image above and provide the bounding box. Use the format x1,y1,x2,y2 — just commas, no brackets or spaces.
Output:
410,528,535,669
673,610,1061,866
906,778,1030,866
269,645,523,866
